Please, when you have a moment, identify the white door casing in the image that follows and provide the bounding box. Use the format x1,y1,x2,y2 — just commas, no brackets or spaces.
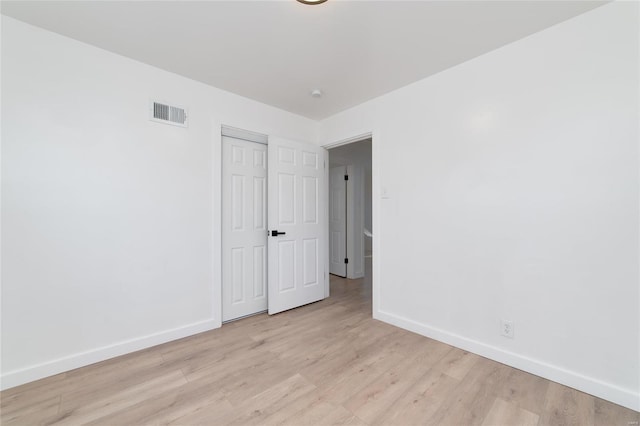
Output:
329,166,347,277
267,136,327,315
222,136,268,322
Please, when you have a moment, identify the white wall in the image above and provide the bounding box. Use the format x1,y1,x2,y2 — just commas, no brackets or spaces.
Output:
1,16,317,389
2,2,639,411
319,2,639,411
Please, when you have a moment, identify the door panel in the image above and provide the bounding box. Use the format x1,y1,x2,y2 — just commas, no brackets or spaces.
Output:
231,175,245,231
268,137,327,315
329,166,347,277
278,240,296,291
278,173,296,224
222,137,268,321
231,248,244,303
253,177,265,228
303,238,318,286
303,176,318,224
253,245,266,297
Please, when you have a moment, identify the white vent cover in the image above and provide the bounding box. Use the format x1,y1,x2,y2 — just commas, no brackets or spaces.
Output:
149,100,188,127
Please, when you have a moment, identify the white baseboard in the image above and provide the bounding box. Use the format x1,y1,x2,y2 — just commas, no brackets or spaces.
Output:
0,318,220,391
374,309,640,412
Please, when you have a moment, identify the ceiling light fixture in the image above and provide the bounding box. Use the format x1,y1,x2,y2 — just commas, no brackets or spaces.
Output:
311,89,323,98
297,0,328,5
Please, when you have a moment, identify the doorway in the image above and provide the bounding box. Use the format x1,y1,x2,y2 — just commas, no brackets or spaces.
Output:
221,127,329,322
328,138,372,282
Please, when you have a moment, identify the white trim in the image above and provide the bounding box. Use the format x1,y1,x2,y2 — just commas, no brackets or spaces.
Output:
324,149,331,298
0,319,218,391
323,132,372,150
375,309,640,412
371,130,381,317
212,122,223,329
221,125,268,145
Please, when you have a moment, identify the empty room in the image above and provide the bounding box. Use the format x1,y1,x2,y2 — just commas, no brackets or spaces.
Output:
1,0,639,425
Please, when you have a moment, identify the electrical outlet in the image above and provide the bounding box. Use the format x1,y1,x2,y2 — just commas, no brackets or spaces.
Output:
501,319,514,339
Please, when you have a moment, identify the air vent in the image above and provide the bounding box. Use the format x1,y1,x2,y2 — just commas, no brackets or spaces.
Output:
149,100,188,127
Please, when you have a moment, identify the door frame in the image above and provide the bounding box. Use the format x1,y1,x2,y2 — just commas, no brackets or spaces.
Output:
212,124,376,327
214,124,331,326
322,132,378,318
213,123,223,329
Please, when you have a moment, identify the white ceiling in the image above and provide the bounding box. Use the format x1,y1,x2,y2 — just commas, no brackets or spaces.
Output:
1,0,605,120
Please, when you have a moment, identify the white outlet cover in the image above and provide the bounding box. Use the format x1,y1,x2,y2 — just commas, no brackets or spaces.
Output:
501,319,514,339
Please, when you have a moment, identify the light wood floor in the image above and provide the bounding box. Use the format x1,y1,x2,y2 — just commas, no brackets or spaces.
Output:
2,271,638,426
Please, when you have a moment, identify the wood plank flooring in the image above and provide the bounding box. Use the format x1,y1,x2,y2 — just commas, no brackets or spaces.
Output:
2,270,638,425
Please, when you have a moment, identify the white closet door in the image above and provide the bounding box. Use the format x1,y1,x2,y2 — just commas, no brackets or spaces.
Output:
222,136,268,322
329,166,347,277
267,136,327,315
